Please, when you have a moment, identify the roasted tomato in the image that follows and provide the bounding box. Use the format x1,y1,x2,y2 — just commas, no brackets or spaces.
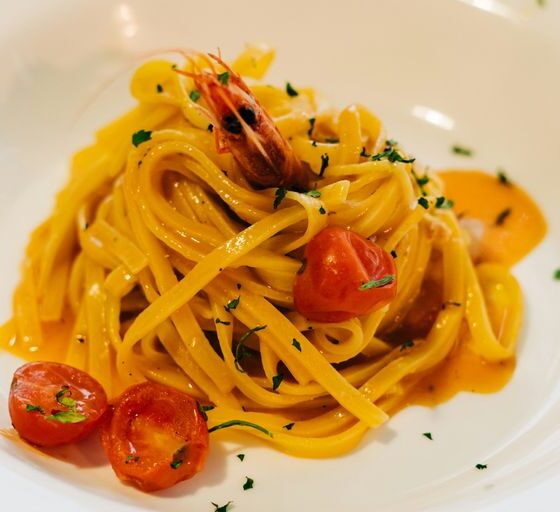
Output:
294,226,397,322
101,381,209,492
8,361,108,447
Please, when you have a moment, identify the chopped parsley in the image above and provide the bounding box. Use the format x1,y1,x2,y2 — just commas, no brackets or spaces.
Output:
319,154,329,177
208,123,214,132
292,338,302,352
555,269,560,280
411,169,429,196
272,373,284,391
400,340,415,351
225,297,240,312
312,140,318,147
451,145,473,156
235,325,267,372
243,476,254,490
285,82,299,97
132,129,152,147
283,422,295,430
170,446,186,469
435,196,454,209
208,419,273,437
359,274,394,290
418,197,430,210
274,187,288,209
189,90,201,102
306,190,321,198
217,71,230,85
497,169,512,186
308,117,316,137
318,206,326,215
55,386,76,410
237,453,245,461
198,403,215,421
46,411,87,424
495,207,512,226
212,501,233,512
215,318,231,326
371,149,415,164
125,455,140,464
390,250,398,259
475,464,488,470
156,84,163,93
360,147,370,158
422,432,433,440
25,404,44,413
442,301,462,309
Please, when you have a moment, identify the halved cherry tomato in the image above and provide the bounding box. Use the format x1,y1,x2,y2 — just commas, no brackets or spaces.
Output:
9,361,108,447
294,226,397,322
101,381,209,492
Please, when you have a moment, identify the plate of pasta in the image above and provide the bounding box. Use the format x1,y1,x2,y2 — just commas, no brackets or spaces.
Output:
1,1,560,511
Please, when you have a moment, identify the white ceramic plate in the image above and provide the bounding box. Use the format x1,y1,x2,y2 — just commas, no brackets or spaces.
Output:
1,1,559,511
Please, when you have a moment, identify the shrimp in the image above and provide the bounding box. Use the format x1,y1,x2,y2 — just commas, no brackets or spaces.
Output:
176,53,310,190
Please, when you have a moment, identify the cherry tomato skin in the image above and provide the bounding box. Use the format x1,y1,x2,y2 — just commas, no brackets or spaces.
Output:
101,382,209,492
8,361,108,447
294,226,397,322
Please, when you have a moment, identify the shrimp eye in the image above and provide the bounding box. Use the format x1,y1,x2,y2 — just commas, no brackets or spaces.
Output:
239,106,256,125
223,115,242,134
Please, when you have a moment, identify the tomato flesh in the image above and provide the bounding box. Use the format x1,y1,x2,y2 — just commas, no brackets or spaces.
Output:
101,381,209,492
8,361,108,447
294,226,397,322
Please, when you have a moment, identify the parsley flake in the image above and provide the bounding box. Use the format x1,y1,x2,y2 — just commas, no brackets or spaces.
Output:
371,149,415,164
235,325,267,372
418,197,430,210
215,318,231,326
555,269,560,280
306,190,321,198
308,117,316,137
156,84,163,93
318,206,326,215
400,340,415,351
208,419,273,437
25,404,44,414
495,208,512,226
132,129,152,147
359,274,394,290
274,187,288,209
475,464,488,470
237,453,245,461
125,455,140,464
451,145,473,157
47,411,87,424
423,432,433,440
319,153,329,177
286,82,299,97
390,250,398,259
292,339,302,352
208,123,214,132
283,422,295,430
435,196,454,209
243,476,254,490
212,501,233,512
189,90,201,102
225,297,240,312
272,373,284,391
497,169,512,186
197,403,215,421
170,446,186,469
217,71,230,85
55,386,76,410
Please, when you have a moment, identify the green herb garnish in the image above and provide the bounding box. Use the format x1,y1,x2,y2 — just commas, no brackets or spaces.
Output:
435,196,454,209
286,82,299,97
272,373,284,391
189,90,201,102
497,169,512,186
125,455,140,464
308,117,316,137
235,325,267,372
217,71,230,85
495,208,512,226
225,297,240,312
215,318,231,326
292,339,302,352
25,404,44,413
274,187,288,209
418,197,430,210
390,250,397,259
55,386,76,410
475,464,488,470
359,274,394,290
423,432,433,440
132,129,152,147
198,403,215,421
451,145,473,156
243,476,254,490
400,340,414,351
212,501,233,512
555,269,560,280
283,422,295,430
208,420,273,437
318,206,326,215
237,453,245,461
208,123,214,132
319,154,329,177
156,84,163,93
371,149,415,164
170,446,186,469
46,411,87,424
306,190,321,198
